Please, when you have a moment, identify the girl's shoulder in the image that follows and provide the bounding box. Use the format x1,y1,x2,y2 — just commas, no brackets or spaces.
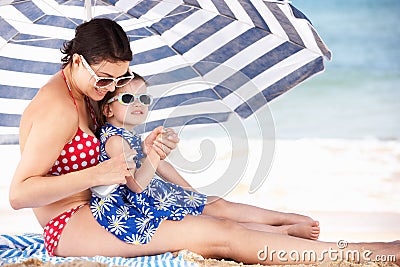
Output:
99,123,123,139
100,124,129,160
99,123,141,150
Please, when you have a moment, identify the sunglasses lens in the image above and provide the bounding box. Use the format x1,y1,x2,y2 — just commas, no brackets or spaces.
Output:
139,94,152,105
121,94,135,104
116,77,133,87
96,79,114,88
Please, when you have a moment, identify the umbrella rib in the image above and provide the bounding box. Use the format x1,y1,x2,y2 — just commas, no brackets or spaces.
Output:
10,36,56,43
0,16,60,45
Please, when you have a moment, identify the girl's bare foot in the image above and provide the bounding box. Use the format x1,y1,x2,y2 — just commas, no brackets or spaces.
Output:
284,220,320,240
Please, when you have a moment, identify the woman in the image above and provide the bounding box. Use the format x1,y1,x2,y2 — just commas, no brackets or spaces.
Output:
9,18,399,265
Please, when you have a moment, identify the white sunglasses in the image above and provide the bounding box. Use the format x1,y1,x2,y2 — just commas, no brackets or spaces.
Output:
107,92,153,106
80,55,134,89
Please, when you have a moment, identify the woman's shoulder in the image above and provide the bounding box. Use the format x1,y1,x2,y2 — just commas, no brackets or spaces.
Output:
19,72,79,149
30,72,76,116
22,72,78,131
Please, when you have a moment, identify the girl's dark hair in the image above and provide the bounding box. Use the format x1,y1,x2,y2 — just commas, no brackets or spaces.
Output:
96,72,146,128
61,18,132,68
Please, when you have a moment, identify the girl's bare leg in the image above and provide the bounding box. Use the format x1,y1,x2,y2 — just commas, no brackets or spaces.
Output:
205,197,313,225
156,166,320,239
204,197,320,239
56,206,399,265
240,221,320,240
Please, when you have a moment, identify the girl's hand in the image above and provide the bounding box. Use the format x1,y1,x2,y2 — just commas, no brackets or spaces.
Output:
92,152,137,186
143,127,179,159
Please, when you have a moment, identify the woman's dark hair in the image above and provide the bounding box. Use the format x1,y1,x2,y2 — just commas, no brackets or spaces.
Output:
96,72,147,128
61,18,132,68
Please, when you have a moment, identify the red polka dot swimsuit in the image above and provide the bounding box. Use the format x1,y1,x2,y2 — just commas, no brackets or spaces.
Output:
47,71,100,176
43,70,100,256
47,128,99,176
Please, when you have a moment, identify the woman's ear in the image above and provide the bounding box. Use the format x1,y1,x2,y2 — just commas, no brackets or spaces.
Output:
71,53,81,67
103,104,113,118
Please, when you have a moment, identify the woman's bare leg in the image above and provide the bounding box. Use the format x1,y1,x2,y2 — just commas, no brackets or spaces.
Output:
204,197,320,239
56,206,399,265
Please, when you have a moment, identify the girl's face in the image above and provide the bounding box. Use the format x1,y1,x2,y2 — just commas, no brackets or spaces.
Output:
73,54,131,102
104,79,149,130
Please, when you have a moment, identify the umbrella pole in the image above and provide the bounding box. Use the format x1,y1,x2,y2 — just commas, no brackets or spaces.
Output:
84,0,93,22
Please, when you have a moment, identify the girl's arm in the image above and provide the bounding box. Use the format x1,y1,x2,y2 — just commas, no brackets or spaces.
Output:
133,127,164,192
143,127,179,160
143,127,196,191
133,149,160,192
104,127,163,193
156,160,197,192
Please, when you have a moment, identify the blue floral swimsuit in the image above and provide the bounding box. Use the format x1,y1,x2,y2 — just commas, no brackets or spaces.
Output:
90,123,207,245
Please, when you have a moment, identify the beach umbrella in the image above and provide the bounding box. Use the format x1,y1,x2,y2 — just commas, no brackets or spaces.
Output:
0,0,331,193
0,0,331,144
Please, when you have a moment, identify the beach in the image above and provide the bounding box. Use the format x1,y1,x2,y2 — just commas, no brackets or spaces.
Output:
2,137,399,242
1,137,399,266
1,0,399,238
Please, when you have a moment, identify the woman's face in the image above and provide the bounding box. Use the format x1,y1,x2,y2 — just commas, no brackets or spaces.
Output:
105,79,149,130
74,55,131,102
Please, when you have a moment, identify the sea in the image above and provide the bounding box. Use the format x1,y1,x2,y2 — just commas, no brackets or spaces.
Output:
269,0,400,140
179,0,400,141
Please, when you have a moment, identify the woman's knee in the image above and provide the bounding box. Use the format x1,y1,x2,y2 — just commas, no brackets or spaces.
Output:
208,217,245,258
162,215,244,257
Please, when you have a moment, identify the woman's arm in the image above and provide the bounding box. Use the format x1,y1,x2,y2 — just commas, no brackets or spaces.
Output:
9,88,131,209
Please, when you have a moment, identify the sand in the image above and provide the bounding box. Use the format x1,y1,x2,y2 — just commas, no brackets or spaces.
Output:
2,253,399,267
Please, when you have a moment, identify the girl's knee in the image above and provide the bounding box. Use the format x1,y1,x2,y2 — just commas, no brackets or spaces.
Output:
208,196,231,209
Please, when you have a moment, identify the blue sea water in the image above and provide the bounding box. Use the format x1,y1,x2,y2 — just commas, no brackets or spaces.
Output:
269,0,400,139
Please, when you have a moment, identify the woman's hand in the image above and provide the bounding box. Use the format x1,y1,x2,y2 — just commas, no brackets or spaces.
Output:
143,126,179,159
92,152,137,186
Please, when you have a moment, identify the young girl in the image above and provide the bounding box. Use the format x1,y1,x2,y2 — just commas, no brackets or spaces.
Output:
89,75,207,244
90,73,322,246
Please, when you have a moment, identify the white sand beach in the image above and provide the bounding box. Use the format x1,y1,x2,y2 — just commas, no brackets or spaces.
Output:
1,137,399,242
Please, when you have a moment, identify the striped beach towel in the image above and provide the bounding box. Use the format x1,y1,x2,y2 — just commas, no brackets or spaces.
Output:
0,233,197,266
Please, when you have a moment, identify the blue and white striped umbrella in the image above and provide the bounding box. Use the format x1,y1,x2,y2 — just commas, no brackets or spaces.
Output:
0,0,331,144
